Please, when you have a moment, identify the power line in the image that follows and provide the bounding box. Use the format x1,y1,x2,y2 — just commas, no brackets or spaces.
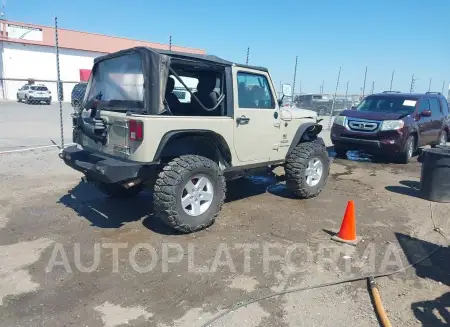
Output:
390,71,395,91
246,47,250,65
292,56,298,99
410,73,416,93
362,66,367,97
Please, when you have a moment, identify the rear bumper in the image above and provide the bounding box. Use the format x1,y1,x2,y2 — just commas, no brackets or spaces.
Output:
59,145,158,184
29,96,51,101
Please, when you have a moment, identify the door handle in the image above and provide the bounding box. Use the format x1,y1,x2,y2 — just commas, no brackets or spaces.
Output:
236,115,250,125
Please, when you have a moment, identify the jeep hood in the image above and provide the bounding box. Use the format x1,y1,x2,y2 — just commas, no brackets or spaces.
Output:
283,107,318,119
340,109,406,120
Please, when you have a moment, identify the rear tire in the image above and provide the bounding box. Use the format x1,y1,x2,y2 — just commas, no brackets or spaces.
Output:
398,135,415,164
432,130,447,148
96,182,143,198
285,142,330,199
153,155,226,233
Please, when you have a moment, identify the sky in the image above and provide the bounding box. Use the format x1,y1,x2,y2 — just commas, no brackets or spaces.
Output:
2,0,450,95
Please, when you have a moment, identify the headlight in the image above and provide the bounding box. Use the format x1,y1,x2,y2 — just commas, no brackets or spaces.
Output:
333,116,346,126
380,120,404,131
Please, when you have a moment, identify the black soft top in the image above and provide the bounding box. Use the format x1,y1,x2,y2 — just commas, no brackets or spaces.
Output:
88,46,268,114
94,46,268,72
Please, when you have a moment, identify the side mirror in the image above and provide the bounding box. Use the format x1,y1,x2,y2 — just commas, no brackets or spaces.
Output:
282,83,292,97
421,110,432,117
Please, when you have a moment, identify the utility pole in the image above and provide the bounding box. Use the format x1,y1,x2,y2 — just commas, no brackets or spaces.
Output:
246,47,250,65
441,80,446,94
362,66,367,97
169,35,172,51
390,70,395,91
299,80,302,94
410,73,416,93
428,78,432,92
371,81,375,94
327,66,342,129
320,81,324,95
292,56,298,99
344,81,349,109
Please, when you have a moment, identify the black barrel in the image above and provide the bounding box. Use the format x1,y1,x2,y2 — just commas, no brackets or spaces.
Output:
420,145,450,202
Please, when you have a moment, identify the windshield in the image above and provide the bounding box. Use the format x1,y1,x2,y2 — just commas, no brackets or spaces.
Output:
356,95,419,115
86,53,144,110
31,86,48,91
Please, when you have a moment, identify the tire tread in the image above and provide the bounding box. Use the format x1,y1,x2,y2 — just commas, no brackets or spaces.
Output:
153,155,226,233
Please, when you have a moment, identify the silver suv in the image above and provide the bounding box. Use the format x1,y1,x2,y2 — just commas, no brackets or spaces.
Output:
17,84,52,105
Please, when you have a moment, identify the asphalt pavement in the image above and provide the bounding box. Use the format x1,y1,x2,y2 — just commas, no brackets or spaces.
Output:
0,101,449,327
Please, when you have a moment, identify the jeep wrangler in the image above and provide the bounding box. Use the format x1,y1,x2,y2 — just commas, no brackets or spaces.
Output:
60,47,330,233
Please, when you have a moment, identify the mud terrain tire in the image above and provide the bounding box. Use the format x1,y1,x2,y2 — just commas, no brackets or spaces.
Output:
285,142,330,198
153,155,226,233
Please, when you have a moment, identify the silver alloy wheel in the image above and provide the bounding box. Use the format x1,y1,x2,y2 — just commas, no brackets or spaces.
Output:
439,133,446,145
181,175,214,216
305,157,323,187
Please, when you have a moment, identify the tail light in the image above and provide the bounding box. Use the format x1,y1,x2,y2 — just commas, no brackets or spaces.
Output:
129,120,143,141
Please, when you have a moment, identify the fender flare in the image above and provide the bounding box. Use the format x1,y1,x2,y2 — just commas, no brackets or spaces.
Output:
286,122,323,157
153,129,232,166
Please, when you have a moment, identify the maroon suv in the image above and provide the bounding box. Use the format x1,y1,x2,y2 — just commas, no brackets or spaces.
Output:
331,91,450,163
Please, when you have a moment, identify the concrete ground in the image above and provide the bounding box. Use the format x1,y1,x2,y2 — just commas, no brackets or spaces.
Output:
0,101,449,327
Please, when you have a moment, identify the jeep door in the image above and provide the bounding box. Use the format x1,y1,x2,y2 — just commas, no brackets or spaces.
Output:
232,68,281,162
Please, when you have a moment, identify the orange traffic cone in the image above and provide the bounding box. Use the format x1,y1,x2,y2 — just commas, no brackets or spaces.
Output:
331,200,359,245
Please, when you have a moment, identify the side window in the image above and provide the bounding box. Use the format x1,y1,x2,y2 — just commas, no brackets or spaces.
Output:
429,98,441,116
439,98,449,116
237,72,275,109
418,98,430,113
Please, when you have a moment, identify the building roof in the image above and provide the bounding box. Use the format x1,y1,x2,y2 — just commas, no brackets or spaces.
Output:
0,19,205,55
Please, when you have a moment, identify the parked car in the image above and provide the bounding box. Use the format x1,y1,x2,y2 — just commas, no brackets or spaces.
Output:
331,91,450,163
17,84,52,105
71,83,88,109
295,93,352,116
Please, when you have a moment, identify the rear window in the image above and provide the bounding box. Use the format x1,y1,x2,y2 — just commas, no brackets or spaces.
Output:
31,86,48,91
356,95,419,115
86,53,144,108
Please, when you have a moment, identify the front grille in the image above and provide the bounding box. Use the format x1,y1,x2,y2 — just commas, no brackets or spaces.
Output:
346,119,380,132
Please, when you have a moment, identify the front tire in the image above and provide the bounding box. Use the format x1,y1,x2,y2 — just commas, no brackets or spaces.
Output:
285,142,330,199
153,155,226,233
398,135,415,164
